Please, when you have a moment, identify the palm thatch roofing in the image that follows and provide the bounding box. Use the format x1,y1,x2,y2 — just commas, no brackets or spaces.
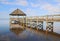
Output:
9,9,26,16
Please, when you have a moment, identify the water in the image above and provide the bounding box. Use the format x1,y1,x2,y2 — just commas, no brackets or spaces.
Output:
0,19,60,41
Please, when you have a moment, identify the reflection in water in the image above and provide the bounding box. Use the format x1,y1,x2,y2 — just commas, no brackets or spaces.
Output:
0,20,60,41
0,26,60,41
10,28,25,35
9,21,60,41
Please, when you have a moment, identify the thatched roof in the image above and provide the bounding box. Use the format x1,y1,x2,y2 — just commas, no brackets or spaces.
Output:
9,9,26,16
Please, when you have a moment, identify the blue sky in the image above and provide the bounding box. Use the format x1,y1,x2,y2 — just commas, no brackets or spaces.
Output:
0,0,60,19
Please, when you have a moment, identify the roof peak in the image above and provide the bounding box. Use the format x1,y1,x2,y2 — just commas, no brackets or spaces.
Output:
16,8,20,10
9,9,26,16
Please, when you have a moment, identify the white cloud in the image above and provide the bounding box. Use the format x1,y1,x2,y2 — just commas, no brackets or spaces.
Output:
54,0,60,2
0,0,28,6
0,0,60,15
25,1,60,15
29,0,60,14
41,3,60,14
0,0,7,2
25,8,36,16
14,0,28,6
9,8,17,13
30,2,40,8
26,8,31,14
25,8,43,16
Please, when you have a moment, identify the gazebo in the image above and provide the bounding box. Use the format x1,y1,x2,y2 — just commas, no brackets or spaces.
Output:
9,8,26,26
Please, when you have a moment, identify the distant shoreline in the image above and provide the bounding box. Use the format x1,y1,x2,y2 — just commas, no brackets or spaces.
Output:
0,18,9,20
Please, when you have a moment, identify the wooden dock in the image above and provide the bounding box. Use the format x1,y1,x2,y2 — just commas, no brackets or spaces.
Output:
9,9,60,37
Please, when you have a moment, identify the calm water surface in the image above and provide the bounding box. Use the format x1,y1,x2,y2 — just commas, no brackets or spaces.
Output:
0,20,60,41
